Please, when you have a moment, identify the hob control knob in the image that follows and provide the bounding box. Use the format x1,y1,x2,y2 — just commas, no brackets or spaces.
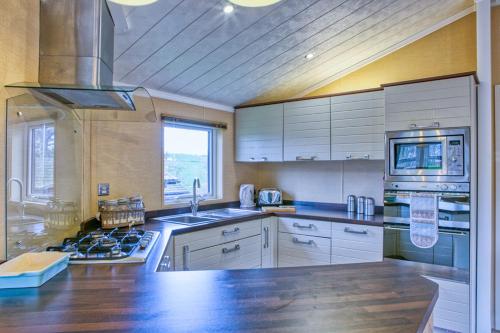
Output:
440,184,449,191
449,184,458,191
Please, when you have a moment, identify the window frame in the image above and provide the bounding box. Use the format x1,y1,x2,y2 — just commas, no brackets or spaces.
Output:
26,120,55,201
162,121,219,205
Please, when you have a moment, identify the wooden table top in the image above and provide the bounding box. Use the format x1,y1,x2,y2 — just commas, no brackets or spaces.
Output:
0,222,438,333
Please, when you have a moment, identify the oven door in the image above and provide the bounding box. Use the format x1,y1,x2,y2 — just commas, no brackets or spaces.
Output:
383,225,469,270
384,190,470,229
389,136,448,178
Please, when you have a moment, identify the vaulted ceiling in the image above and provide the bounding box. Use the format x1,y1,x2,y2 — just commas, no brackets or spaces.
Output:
108,0,473,107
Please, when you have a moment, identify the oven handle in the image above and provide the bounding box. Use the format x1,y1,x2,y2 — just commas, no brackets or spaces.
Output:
384,225,469,236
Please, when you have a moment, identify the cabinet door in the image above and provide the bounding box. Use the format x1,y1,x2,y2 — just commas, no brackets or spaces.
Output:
278,232,331,268
331,91,384,161
261,217,277,268
174,220,261,255
235,104,283,162
331,223,383,264
425,277,470,333
284,98,330,161
385,76,474,132
176,235,262,271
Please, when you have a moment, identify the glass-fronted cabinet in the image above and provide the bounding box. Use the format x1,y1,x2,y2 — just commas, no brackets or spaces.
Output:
5,92,83,259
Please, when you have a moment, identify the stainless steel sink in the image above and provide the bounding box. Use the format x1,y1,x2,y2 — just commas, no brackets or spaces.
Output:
158,208,260,226
162,216,217,224
201,208,259,217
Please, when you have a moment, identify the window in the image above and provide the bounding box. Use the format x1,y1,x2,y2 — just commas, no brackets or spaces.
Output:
163,121,219,203
27,122,55,199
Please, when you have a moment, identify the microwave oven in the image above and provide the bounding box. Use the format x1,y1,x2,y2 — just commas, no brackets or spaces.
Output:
385,127,470,183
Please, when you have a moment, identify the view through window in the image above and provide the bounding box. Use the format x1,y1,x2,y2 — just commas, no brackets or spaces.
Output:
163,122,215,203
28,122,55,199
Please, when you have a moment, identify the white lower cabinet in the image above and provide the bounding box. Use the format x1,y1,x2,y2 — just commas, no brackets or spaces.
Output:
173,219,262,271
278,232,331,267
425,276,470,333
172,217,383,271
261,217,278,268
177,235,262,271
331,223,383,264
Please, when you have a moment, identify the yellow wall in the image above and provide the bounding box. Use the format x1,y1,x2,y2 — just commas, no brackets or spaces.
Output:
88,99,259,218
307,13,476,97
0,0,39,259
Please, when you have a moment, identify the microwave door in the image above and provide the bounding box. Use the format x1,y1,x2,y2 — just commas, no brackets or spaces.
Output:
389,137,448,178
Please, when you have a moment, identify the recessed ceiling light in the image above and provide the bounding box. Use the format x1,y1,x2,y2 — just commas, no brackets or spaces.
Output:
228,0,282,7
305,53,315,60
223,4,235,14
108,0,158,6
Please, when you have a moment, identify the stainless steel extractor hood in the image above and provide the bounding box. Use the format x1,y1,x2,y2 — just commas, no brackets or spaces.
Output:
6,0,156,121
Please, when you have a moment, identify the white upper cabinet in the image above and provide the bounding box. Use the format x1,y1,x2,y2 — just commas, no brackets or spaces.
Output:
283,97,330,161
330,90,385,160
384,75,476,132
235,104,284,162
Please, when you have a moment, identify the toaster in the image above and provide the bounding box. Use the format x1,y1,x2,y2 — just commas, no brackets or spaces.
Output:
258,188,282,206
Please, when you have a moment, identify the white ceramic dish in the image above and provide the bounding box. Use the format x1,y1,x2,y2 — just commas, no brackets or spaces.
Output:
0,252,70,288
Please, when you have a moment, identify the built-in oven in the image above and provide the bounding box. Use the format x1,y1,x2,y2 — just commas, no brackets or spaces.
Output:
385,127,470,183
383,181,470,270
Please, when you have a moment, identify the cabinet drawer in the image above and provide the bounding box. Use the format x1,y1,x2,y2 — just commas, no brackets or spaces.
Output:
331,223,383,264
176,235,261,271
278,217,331,238
174,219,261,254
278,233,331,267
331,223,383,243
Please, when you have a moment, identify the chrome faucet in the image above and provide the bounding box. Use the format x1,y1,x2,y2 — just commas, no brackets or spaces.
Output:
190,178,203,216
7,178,25,217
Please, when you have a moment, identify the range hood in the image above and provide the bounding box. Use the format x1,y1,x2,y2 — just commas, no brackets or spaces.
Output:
6,0,156,122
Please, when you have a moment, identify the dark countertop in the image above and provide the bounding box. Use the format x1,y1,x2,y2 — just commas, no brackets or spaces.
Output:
152,205,384,236
0,220,439,333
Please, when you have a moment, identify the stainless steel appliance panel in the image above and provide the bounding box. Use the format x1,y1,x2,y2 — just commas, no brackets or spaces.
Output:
385,127,470,183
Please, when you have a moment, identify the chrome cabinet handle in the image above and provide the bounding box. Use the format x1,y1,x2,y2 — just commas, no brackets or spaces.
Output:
222,244,240,254
222,227,240,236
409,121,440,129
296,156,317,161
292,237,315,246
182,245,190,271
159,255,171,271
344,227,368,235
293,222,314,229
264,226,269,249
345,154,370,160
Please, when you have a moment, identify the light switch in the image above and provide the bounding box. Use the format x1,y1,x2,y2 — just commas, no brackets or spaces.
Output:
98,183,110,196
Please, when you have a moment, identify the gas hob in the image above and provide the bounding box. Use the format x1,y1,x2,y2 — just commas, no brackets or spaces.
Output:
47,228,160,264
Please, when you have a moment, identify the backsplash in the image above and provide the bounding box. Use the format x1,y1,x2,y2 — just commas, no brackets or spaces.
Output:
256,160,384,206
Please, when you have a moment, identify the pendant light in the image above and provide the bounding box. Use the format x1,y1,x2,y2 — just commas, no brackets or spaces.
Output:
108,0,158,6
228,0,282,7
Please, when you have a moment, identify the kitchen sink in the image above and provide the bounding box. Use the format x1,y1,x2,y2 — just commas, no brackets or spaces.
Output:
162,216,217,224
201,208,259,217
157,208,261,226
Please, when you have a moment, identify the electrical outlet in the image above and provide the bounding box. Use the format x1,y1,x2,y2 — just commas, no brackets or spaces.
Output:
98,183,110,196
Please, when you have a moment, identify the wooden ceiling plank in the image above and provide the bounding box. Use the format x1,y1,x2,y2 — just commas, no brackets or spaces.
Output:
175,0,347,96
205,0,401,102
114,0,218,82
